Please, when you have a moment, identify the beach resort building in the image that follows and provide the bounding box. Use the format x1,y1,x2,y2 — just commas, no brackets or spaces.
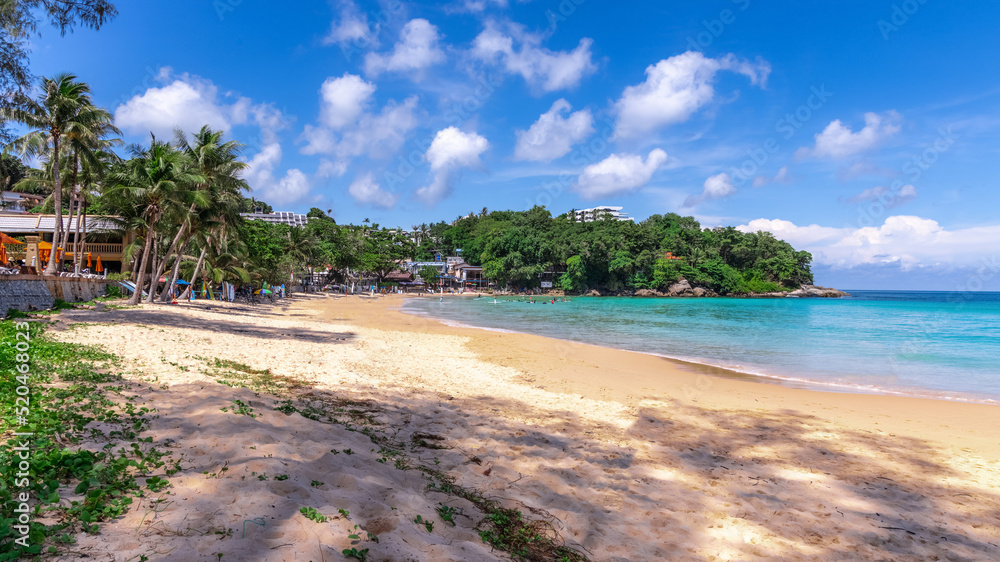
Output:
570,206,634,222
239,211,311,227
0,214,128,272
0,191,44,213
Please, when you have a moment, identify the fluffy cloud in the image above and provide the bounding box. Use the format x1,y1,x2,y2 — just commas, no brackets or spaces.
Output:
471,23,596,92
456,0,507,12
242,143,311,204
752,166,789,188
613,51,771,139
115,70,252,137
323,1,378,47
417,127,490,204
685,172,736,207
738,216,1000,272
319,74,376,129
848,184,917,208
364,19,446,78
574,149,668,200
300,74,419,166
514,99,593,162
798,111,902,159
348,172,399,209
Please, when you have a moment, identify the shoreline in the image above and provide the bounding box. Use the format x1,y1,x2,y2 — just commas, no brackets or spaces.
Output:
399,294,1000,408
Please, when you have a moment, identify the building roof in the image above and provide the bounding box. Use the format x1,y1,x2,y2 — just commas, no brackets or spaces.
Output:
240,211,311,227
0,214,118,233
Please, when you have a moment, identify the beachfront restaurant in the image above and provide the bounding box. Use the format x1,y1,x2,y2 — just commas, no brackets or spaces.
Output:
0,214,128,273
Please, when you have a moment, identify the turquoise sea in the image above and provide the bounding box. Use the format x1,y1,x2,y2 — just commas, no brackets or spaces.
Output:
402,291,1000,404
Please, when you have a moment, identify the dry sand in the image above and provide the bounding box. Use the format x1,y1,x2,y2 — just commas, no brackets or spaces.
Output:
48,293,1000,561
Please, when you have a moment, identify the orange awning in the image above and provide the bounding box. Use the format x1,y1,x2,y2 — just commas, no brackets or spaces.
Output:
0,232,24,245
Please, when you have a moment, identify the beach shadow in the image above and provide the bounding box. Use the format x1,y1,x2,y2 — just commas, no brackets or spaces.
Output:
58,305,357,345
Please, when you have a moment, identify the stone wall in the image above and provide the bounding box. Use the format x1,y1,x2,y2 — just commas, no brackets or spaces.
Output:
0,275,108,315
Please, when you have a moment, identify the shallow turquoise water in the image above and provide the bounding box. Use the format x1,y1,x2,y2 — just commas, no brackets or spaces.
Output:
402,291,1000,403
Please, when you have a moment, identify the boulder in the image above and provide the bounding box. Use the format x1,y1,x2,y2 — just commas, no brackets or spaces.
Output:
634,289,663,297
692,287,707,297
788,284,849,298
586,289,602,297
666,279,691,296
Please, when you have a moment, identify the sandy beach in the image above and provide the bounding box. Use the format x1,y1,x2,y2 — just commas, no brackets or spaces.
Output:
47,293,1000,561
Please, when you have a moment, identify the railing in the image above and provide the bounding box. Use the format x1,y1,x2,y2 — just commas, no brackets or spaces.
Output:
3,243,26,259
78,243,123,255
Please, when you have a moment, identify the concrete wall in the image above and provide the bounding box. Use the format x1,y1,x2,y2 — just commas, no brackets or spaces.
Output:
0,275,108,315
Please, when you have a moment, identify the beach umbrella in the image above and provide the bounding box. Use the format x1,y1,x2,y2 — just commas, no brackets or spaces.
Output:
0,244,7,264
95,255,103,273
0,232,24,245
87,253,92,267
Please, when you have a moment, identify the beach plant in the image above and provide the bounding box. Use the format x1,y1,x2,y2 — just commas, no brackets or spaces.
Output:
310,480,324,487
342,547,369,561
437,504,458,526
414,515,434,532
299,506,328,523
338,508,351,520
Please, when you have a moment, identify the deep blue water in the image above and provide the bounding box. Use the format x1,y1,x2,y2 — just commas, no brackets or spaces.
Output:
403,291,1000,403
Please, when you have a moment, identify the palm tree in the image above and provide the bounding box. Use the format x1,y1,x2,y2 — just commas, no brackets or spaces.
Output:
104,137,203,304
2,74,111,274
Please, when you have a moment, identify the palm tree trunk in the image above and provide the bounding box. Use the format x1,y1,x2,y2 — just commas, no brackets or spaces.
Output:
78,200,89,273
57,189,76,273
129,227,155,305
43,136,62,275
72,191,85,273
179,247,207,300
144,234,162,304
160,241,186,302
150,223,187,301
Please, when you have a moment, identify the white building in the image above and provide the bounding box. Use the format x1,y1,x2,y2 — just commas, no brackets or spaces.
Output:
570,206,633,222
240,211,311,227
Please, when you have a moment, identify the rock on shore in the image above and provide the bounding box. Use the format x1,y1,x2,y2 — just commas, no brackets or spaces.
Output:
787,284,850,298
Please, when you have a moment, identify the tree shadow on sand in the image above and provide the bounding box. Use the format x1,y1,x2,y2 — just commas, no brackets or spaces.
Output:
93,369,1000,562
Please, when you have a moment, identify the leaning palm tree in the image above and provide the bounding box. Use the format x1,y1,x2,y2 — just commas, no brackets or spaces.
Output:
104,137,202,304
159,126,248,301
2,74,110,274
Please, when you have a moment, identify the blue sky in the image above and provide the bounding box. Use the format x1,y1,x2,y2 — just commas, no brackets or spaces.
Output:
23,0,1000,289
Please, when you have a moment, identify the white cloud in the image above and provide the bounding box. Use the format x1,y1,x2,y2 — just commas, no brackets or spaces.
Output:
348,172,399,209
752,166,789,188
471,23,596,92
319,74,375,129
513,99,593,162
115,70,252,137
364,19,446,78
458,0,507,12
242,143,311,204
574,149,668,200
848,184,917,208
417,127,490,204
738,216,1000,272
798,111,902,159
685,172,736,207
613,51,771,139
300,74,419,167
323,1,378,47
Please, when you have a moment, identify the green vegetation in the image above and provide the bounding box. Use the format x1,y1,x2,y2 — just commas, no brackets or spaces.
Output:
0,320,174,558
298,506,327,523
436,207,813,294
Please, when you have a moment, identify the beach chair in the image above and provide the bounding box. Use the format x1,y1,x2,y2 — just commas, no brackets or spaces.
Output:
118,281,149,299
